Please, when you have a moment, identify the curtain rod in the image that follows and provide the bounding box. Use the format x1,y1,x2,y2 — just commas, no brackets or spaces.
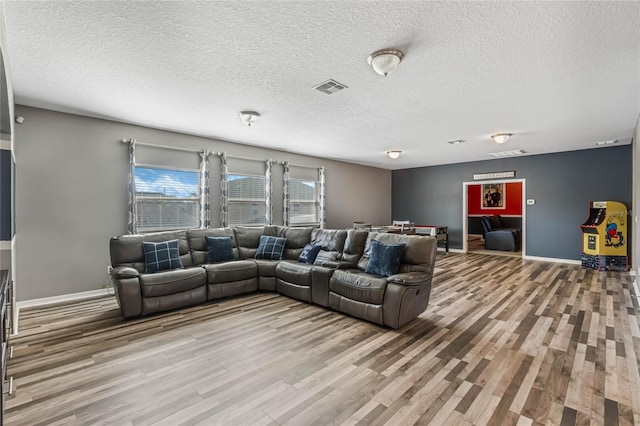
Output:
213,152,270,162
121,140,324,168
274,160,323,169
121,138,204,154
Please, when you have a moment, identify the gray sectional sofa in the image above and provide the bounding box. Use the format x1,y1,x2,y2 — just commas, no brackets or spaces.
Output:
109,226,437,329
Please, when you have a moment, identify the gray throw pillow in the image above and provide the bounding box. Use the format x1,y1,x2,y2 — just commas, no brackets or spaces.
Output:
313,250,339,266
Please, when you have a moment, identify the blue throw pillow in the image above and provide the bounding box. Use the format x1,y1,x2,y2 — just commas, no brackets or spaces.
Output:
365,240,406,277
143,239,182,273
205,236,235,263
298,244,322,264
255,235,287,260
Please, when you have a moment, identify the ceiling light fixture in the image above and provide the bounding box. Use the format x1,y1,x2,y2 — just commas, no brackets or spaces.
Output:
447,139,466,145
387,150,402,159
368,49,404,77
491,133,512,144
238,111,260,127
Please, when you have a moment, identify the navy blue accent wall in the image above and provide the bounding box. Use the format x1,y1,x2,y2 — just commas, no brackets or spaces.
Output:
0,150,10,241
392,146,632,260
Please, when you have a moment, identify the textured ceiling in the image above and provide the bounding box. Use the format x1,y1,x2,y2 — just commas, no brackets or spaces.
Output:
2,1,639,169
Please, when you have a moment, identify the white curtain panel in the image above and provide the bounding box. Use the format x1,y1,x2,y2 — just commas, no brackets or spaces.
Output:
219,153,229,228
199,150,210,228
127,139,138,234
282,161,290,226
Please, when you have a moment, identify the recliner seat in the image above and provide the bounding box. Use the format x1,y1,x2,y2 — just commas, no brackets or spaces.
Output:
480,215,521,251
329,232,436,328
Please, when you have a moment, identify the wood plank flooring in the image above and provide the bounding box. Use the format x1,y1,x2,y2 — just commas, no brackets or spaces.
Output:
467,237,522,258
4,253,640,425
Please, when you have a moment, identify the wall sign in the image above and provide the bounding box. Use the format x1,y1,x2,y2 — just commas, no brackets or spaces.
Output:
473,171,515,181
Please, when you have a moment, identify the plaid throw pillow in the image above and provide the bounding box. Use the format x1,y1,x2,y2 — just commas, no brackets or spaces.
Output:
143,239,183,273
254,235,287,260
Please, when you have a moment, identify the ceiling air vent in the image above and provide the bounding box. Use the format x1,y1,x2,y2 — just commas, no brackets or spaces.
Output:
313,79,348,95
595,139,618,146
489,149,526,158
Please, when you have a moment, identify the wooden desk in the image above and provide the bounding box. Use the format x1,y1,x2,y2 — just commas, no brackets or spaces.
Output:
415,226,449,253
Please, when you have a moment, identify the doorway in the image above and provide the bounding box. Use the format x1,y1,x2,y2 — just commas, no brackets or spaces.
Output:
462,179,526,257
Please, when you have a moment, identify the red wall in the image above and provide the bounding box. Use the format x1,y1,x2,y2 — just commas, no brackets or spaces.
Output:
468,182,522,216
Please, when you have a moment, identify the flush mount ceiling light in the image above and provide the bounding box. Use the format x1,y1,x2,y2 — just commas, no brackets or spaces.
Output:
238,111,260,127
595,139,618,146
491,133,512,144
387,150,402,159
368,48,404,77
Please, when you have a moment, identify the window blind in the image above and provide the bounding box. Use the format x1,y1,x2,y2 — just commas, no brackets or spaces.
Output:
134,166,200,232
227,174,267,226
288,179,319,225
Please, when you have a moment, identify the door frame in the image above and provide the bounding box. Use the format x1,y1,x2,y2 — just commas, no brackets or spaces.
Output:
462,178,526,256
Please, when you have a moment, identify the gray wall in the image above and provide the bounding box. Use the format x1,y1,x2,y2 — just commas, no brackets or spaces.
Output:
0,3,14,274
393,145,633,260
633,116,639,276
14,106,391,301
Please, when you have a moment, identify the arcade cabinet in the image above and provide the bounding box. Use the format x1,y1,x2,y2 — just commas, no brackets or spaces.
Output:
580,201,628,271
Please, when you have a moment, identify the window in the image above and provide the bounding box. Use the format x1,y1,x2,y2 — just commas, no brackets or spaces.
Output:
134,166,200,232
288,179,319,225
227,174,267,226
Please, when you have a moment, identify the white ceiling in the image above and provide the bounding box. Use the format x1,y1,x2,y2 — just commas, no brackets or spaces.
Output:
2,1,639,170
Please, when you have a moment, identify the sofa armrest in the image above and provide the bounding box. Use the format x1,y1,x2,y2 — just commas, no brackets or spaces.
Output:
113,276,142,318
111,266,140,279
387,272,430,286
383,281,432,328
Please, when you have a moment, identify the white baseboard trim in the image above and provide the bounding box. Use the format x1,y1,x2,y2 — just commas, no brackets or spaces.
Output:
629,270,637,277
17,288,111,311
14,288,113,336
467,214,522,218
632,279,640,302
439,248,465,254
522,255,582,265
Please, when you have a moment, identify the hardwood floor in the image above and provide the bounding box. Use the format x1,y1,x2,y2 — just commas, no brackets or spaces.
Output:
468,236,522,258
5,253,639,425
